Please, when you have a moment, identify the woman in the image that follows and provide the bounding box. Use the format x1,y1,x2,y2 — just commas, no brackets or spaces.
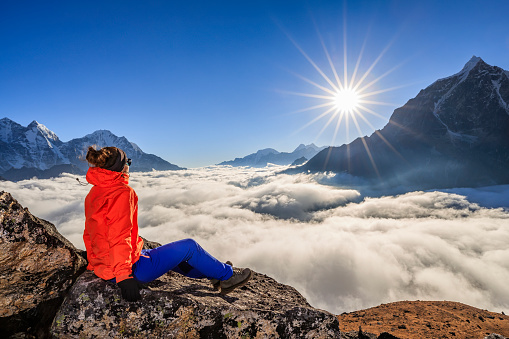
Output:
83,146,252,302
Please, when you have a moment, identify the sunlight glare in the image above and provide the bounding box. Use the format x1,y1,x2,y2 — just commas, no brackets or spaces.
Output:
334,88,360,112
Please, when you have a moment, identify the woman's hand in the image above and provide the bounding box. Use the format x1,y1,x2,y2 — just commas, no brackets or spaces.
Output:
117,278,142,302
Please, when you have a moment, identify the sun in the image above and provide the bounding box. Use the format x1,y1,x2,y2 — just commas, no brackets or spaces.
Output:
333,88,360,112
282,20,405,147
279,13,410,178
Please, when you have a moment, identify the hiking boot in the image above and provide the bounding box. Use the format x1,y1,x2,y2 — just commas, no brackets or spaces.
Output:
220,267,253,295
211,261,232,291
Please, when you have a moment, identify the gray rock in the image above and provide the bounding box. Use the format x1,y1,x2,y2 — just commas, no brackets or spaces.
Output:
484,334,508,339
0,191,87,338
51,269,342,338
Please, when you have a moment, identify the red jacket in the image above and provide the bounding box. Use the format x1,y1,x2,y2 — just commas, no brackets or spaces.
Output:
83,167,144,283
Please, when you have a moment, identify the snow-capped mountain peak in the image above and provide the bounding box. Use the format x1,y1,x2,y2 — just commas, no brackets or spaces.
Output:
81,130,143,154
459,55,482,75
27,120,60,142
0,118,23,143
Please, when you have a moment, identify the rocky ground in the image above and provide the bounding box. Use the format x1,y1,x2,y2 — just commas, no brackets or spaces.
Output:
338,300,509,339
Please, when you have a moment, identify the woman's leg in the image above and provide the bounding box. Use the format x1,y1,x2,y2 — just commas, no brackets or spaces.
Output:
133,238,233,284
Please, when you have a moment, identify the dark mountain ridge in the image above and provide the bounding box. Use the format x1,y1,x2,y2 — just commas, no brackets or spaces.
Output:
293,56,509,189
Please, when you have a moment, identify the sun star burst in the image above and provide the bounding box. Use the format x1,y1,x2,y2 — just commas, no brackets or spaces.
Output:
281,17,409,177
282,20,407,149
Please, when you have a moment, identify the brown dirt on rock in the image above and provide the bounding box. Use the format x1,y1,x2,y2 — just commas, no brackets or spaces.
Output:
338,300,509,339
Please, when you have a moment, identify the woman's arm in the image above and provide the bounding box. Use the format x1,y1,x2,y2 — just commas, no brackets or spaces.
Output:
107,188,137,283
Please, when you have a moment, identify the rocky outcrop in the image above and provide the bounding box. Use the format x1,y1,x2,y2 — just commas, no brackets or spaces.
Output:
0,191,87,338
51,269,342,338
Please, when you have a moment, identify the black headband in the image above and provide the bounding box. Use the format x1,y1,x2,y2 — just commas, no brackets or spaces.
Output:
105,149,127,172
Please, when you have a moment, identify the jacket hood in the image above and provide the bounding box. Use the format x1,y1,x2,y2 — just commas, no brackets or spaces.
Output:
86,167,129,186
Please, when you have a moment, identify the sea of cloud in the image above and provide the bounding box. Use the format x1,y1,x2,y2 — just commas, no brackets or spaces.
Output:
2,166,508,315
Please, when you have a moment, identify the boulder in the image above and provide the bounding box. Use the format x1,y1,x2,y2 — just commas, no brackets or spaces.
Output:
0,191,87,338
51,269,343,338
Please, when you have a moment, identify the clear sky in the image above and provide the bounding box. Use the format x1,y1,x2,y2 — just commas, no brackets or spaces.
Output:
1,0,508,168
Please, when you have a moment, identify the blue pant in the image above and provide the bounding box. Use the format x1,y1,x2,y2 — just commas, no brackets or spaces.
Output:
131,238,233,284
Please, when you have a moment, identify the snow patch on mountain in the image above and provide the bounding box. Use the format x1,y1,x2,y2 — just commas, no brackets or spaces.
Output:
433,57,483,121
492,79,509,113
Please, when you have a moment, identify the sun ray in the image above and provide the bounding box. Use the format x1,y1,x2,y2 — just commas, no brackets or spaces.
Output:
293,106,338,135
313,19,344,91
354,109,408,162
356,63,402,94
351,110,380,178
373,130,408,163
279,90,336,100
331,111,344,146
287,102,336,115
360,83,411,98
286,70,339,96
352,41,393,92
343,17,348,92
283,32,340,92
356,104,386,120
344,112,350,144
358,100,396,107
349,36,368,88
315,109,343,142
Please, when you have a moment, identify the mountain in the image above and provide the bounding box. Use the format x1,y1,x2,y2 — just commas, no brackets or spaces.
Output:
219,143,326,167
60,129,183,173
291,156,308,166
0,118,184,181
294,56,509,189
0,119,67,173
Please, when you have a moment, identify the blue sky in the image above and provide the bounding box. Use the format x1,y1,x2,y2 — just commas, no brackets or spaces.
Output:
1,0,508,168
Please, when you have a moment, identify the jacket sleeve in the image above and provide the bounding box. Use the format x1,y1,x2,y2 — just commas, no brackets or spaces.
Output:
107,188,136,283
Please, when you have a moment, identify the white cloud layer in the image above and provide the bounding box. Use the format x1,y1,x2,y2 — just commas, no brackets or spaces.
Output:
2,166,508,315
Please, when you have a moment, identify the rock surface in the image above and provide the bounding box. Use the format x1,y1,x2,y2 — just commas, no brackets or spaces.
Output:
51,269,343,338
338,300,509,339
0,191,87,338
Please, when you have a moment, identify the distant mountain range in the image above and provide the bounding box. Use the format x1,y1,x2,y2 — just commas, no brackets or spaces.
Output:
218,143,326,167
0,118,184,181
290,56,509,189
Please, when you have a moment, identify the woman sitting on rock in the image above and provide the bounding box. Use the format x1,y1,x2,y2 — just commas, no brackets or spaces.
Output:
83,146,252,302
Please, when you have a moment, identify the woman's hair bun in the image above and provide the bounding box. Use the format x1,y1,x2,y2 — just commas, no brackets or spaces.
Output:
86,146,118,169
